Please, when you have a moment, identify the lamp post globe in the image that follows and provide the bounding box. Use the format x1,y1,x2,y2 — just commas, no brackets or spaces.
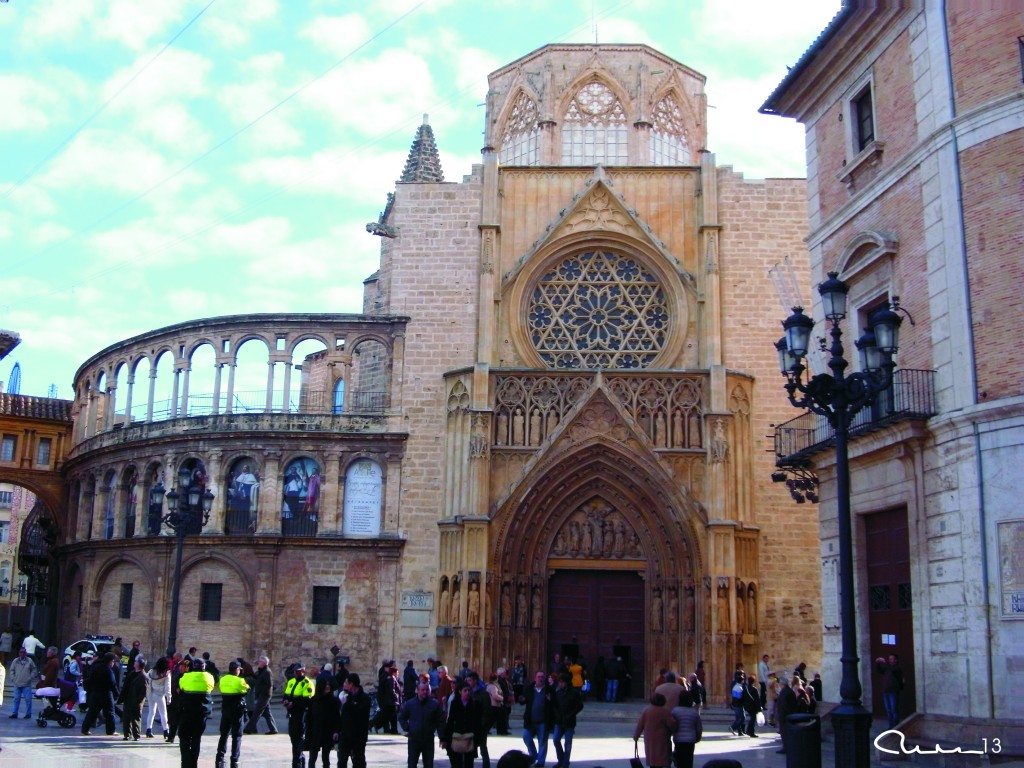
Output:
775,274,904,768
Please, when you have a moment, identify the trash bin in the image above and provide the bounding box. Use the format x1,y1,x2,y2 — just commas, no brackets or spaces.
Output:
785,713,821,768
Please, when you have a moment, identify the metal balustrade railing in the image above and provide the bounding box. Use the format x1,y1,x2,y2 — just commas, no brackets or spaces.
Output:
122,389,389,423
774,369,937,465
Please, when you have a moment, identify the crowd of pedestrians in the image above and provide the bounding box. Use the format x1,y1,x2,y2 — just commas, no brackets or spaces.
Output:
0,634,848,768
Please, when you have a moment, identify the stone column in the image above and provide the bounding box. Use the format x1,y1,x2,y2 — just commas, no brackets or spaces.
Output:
124,375,135,425
205,450,224,535
258,451,282,534
319,451,342,533
147,368,157,422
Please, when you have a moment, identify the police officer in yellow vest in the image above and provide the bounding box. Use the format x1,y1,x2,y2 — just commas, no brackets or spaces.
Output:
216,660,251,768
284,664,315,768
178,658,216,768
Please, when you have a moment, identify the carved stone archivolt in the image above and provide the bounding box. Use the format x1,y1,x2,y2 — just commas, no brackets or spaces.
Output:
550,498,644,559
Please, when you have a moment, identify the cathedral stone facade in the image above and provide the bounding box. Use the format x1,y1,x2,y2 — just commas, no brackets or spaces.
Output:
53,44,819,697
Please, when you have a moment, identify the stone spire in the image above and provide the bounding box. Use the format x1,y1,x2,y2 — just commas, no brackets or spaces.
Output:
399,114,444,182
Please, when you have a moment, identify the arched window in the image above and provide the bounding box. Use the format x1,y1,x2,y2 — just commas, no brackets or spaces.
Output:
342,459,382,536
123,467,138,538
651,93,689,165
103,472,116,540
226,457,260,535
282,457,321,537
528,250,670,369
333,379,345,414
498,91,540,166
561,81,628,165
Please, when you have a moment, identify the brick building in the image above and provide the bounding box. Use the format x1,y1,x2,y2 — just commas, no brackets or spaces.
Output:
52,44,819,694
762,3,1022,747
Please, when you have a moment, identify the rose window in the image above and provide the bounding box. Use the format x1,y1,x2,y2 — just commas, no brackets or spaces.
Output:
528,251,669,369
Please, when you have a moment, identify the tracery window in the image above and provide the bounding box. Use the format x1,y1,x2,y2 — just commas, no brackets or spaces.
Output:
561,81,628,165
651,93,689,165
498,91,540,166
528,250,669,369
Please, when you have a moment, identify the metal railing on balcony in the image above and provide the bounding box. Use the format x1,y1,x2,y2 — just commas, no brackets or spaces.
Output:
774,368,937,465
131,390,390,422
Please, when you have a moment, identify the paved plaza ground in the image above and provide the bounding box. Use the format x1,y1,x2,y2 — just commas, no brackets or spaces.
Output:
0,698,1017,767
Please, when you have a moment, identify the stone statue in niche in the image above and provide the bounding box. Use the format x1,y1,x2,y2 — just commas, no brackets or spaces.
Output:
651,588,663,632
516,585,529,628
711,418,728,463
703,581,711,633
672,410,684,448
531,586,542,629
500,583,512,626
581,520,593,553
736,582,746,633
496,411,508,445
468,581,481,626
553,529,567,556
629,531,643,558
568,521,580,554
684,586,695,632
451,579,462,627
667,588,679,633
438,579,451,626
513,408,524,445
613,521,626,558
747,585,757,633
717,582,730,632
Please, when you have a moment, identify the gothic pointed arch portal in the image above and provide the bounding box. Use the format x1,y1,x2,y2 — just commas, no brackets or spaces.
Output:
490,424,705,691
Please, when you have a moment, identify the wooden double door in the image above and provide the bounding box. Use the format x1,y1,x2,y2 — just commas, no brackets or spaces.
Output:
547,569,646,696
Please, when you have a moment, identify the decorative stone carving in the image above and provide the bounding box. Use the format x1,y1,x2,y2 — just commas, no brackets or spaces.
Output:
550,499,644,560
710,417,728,463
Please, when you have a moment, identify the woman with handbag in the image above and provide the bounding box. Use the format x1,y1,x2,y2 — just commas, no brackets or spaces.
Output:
442,681,483,768
632,693,675,768
669,690,701,768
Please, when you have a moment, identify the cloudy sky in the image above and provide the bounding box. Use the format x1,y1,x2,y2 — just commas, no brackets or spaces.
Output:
0,0,840,397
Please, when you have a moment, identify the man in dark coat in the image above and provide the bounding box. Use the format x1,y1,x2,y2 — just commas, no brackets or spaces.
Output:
119,657,150,740
741,675,761,737
875,655,905,728
81,652,120,735
403,660,419,703
552,673,584,768
399,681,443,768
775,676,798,755
338,673,371,768
522,671,554,767
244,655,278,734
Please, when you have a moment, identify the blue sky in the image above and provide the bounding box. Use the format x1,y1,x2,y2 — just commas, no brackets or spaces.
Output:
0,0,840,397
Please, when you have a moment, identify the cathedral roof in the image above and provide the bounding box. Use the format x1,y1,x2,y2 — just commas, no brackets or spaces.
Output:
399,115,445,183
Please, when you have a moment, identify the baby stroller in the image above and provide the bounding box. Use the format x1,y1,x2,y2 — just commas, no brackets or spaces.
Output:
34,680,78,728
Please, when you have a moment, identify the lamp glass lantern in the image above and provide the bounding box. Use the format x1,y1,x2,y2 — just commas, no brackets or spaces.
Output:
818,271,849,320
782,307,814,360
869,305,902,354
855,328,881,373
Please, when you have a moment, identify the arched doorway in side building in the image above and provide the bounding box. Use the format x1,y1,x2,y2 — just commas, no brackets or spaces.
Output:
547,568,645,697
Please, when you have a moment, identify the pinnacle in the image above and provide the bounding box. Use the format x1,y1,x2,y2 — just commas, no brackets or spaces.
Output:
399,114,445,183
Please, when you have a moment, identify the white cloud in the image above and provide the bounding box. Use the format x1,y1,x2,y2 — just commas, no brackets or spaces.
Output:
705,74,807,178
0,70,86,133
300,48,440,136
238,146,408,202
202,0,280,47
34,130,201,196
299,13,373,57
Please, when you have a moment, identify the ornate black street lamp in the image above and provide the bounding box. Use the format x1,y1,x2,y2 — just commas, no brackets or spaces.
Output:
775,272,902,768
150,466,214,657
